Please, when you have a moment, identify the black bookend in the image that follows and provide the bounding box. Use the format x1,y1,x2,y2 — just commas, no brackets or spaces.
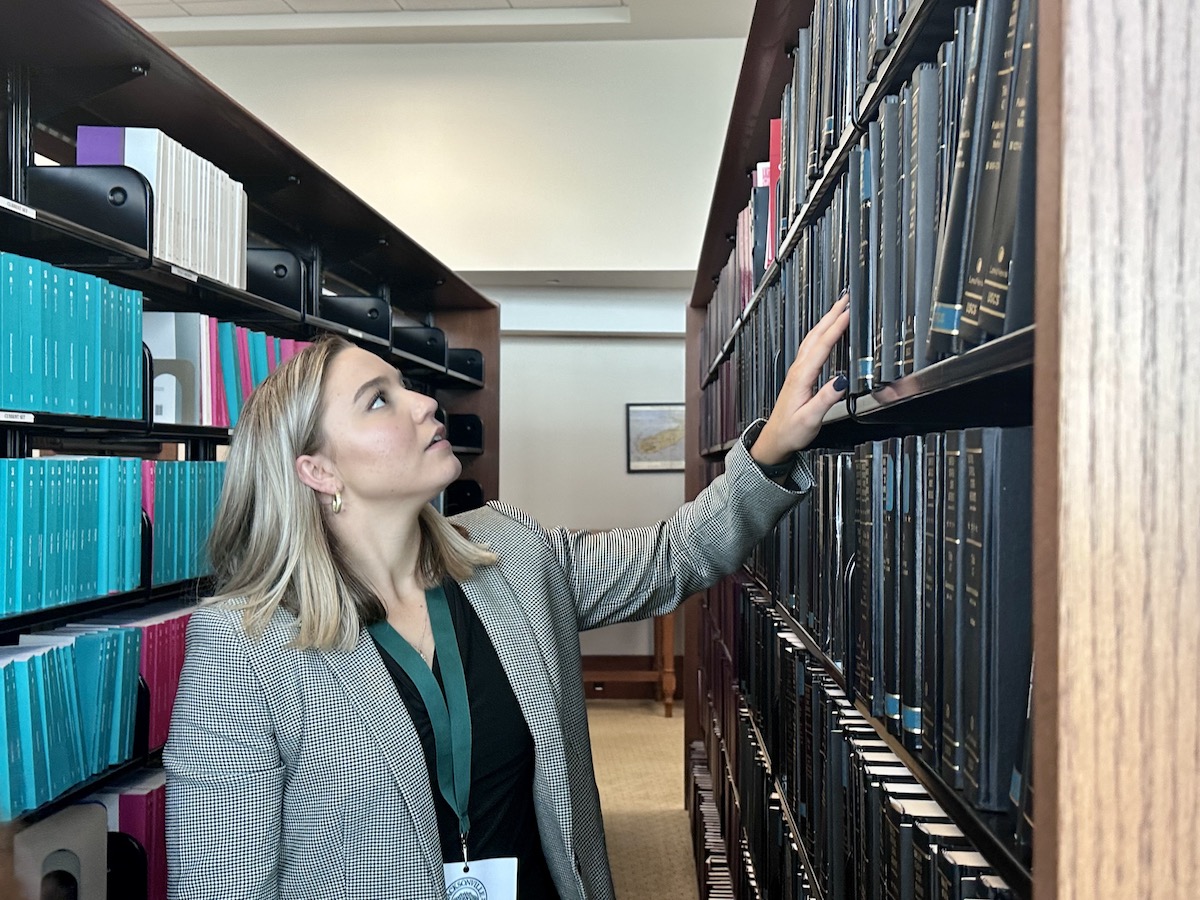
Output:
443,479,484,516
26,164,153,258
246,247,305,313
318,294,391,342
107,831,149,900
446,413,483,451
447,348,484,383
393,325,448,368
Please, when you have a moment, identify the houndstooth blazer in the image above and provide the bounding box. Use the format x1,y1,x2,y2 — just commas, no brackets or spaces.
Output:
164,422,813,900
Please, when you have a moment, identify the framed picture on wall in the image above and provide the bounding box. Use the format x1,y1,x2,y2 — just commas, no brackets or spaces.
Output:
626,403,686,473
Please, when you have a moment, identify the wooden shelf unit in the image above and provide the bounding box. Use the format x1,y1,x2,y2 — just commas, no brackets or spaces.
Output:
682,2,1200,899
0,0,502,828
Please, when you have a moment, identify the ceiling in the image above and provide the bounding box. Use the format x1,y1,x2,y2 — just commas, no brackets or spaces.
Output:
108,0,754,46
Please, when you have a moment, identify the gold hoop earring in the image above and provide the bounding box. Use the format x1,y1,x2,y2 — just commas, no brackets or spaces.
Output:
331,492,343,515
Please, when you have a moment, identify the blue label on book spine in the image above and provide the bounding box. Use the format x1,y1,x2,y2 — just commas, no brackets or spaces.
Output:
885,694,900,719
930,302,962,335
857,358,873,379
903,706,922,733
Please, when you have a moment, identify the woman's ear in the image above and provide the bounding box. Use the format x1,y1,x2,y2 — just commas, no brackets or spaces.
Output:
295,453,339,497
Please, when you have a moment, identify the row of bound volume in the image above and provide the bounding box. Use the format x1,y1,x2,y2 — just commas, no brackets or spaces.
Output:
0,251,144,420
747,427,1033,855
144,310,313,429
77,126,248,291
0,600,192,823
2,458,224,619
700,0,1036,435
703,579,1024,899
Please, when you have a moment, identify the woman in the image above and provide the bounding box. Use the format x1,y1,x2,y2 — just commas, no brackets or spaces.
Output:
165,296,850,899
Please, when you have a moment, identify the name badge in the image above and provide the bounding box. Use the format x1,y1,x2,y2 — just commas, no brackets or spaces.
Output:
443,857,517,900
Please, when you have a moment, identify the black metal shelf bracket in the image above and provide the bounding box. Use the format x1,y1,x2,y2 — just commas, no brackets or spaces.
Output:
25,164,153,262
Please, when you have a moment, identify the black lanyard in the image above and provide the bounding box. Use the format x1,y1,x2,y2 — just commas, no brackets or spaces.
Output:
367,585,473,862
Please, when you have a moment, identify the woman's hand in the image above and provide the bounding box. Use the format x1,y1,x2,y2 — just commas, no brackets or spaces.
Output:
750,293,851,465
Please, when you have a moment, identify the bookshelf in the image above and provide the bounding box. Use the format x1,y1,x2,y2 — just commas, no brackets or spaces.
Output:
684,2,1199,900
0,0,500,862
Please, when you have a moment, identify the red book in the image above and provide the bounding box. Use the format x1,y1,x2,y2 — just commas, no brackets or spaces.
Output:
235,326,254,404
768,117,783,267
208,317,229,428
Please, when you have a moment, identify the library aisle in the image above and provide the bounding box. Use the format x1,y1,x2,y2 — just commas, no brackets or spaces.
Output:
586,700,698,900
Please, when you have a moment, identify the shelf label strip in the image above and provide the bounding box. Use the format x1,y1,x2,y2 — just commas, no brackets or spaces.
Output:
0,197,36,219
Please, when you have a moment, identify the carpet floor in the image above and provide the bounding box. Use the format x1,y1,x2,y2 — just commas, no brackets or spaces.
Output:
585,699,699,900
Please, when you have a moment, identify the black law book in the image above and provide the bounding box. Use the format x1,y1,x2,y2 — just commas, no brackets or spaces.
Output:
920,432,945,768
865,120,883,387
910,63,940,372
813,453,833,649
935,850,993,900
852,135,875,394
958,0,1020,348
834,451,858,673
822,0,839,157
960,427,986,809
846,145,866,387
791,28,813,218
791,493,814,627
963,427,1033,811
976,874,1015,899
875,96,903,386
884,799,952,900
979,0,1037,339
940,430,967,789
899,83,916,375
854,441,884,714
899,434,925,753
855,0,872,103
807,8,825,180
752,180,770,287
926,0,1008,362
878,782,931,900
1013,660,1034,863
881,438,903,737
912,821,970,900
860,766,922,900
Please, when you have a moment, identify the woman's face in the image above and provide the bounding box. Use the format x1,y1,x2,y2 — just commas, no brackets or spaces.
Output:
316,346,461,511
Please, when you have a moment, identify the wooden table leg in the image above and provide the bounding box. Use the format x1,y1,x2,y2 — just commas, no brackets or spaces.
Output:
658,612,675,718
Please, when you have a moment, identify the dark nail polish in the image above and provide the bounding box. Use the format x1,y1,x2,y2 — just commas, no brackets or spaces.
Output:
833,373,848,392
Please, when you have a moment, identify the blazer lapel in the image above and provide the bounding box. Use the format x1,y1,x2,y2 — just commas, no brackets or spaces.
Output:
459,567,574,853
321,631,444,878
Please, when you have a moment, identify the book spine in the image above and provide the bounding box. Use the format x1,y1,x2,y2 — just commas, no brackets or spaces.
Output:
980,0,1038,338
958,0,1021,348
920,433,944,766
854,444,876,708
978,426,1033,811
940,430,966,789
961,428,986,800
899,434,924,752
881,438,902,737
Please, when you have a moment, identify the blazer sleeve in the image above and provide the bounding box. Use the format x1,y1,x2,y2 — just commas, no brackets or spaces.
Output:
164,605,285,900
489,419,814,631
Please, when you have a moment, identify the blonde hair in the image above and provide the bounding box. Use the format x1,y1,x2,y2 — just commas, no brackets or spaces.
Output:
205,334,498,651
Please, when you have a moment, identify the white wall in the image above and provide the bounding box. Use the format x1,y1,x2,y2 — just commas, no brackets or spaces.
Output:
175,40,722,654
499,299,685,654
178,39,743,274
